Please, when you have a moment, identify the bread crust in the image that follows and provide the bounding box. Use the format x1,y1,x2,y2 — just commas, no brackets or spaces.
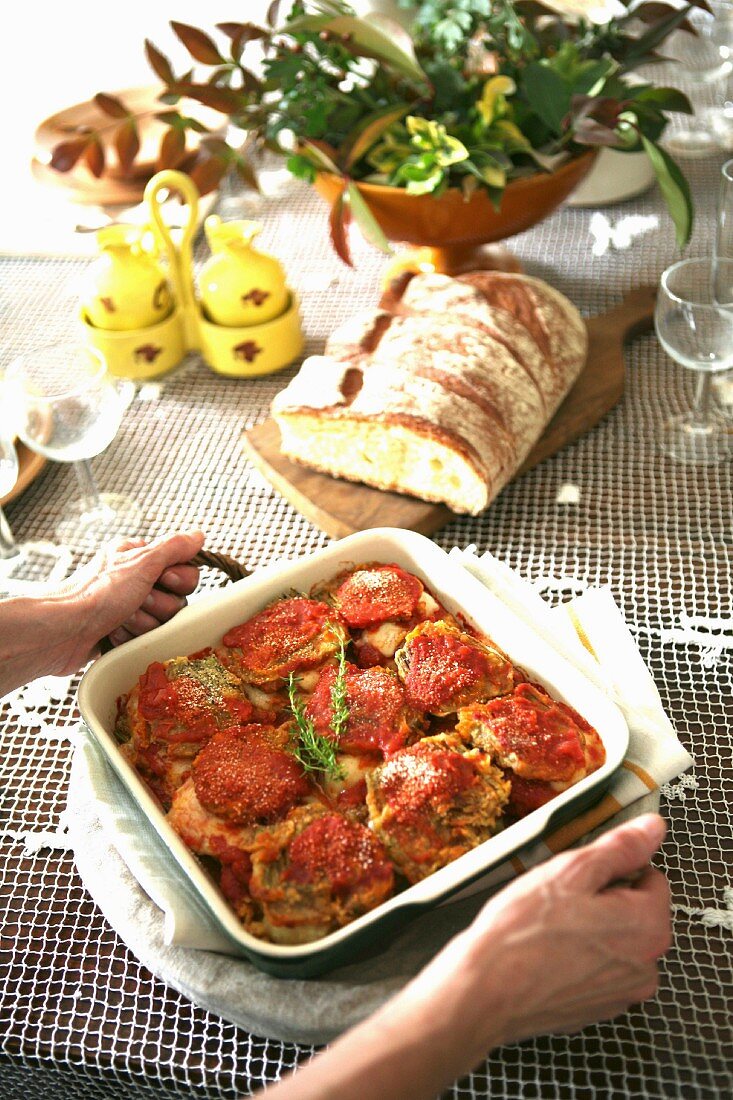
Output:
272,271,587,514
457,271,587,408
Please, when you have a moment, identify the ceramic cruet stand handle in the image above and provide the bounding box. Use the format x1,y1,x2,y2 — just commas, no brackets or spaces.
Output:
143,170,200,350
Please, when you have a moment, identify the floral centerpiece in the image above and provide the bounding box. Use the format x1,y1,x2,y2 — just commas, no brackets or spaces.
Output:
50,0,700,264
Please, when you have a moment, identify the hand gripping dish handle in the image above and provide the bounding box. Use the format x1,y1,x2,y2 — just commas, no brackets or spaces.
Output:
144,169,200,349
98,548,251,654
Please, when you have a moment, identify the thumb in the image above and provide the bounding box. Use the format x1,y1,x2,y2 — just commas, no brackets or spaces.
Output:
572,813,667,894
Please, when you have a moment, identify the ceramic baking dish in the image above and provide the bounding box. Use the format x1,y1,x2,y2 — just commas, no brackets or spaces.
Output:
78,528,629,978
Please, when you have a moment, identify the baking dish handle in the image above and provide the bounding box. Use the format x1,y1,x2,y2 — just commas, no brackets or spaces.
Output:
188,548,251,582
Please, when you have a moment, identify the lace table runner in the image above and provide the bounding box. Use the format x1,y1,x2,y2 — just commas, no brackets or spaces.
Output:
1,122,732,1097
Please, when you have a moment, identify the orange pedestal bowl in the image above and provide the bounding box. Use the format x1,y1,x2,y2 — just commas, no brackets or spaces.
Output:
314,150,597,278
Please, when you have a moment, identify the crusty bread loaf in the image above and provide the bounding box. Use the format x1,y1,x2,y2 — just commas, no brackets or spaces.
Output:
271,272,587,515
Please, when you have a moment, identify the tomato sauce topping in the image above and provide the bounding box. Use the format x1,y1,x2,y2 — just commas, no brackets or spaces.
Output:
335,777,368,810
549,693,606,773
305,664,412,756
505,775,556,819
193,726,309,824
378,741,477,823
402,627,508,712
335,564,423,629
285,814,393,894
137,661,253,742
222,598,336,674
215,842,253,908
481,683,587,781
353,640,385,668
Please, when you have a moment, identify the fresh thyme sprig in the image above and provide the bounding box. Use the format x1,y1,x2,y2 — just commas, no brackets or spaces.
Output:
329,637,350,744
286,672,343,781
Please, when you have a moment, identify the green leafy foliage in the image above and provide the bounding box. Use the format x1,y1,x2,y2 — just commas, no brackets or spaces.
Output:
48,0,702,243
286,672,344,781
329,638,350,743
641,135,694,248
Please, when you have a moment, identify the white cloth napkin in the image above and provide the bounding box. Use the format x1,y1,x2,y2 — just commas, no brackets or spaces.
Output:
69,546,694,954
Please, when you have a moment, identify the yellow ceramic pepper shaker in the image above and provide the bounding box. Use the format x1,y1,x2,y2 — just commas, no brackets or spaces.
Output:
199,216,289,327
82,224,173,331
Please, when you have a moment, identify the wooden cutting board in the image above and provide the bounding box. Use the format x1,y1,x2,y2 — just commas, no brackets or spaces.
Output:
243,285,656,539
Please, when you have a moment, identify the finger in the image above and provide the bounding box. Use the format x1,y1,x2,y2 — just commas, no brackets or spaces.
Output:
142,589,187,623
569,814,667,895
137,530,205,578
107,626,135,647
625,867,672,959
121,608,166,636
157,563,200,595
552,998,644,1036
115,537,147,553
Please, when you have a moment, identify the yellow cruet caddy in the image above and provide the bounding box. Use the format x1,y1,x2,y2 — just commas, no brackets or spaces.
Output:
80,170,304,380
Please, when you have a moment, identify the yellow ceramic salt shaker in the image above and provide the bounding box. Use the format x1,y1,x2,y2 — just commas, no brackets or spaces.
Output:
82,224,173,332
200,217,289,327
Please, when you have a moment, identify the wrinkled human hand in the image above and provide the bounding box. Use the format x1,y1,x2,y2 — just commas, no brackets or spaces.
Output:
0,530,204,696
263,814,672,1100
92,533,204,650
54,530,205,669
408,813,671,1056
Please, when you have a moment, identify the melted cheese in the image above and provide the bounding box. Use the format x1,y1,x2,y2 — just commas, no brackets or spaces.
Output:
416,591,440,619
242,683,279,710
362,621,409,657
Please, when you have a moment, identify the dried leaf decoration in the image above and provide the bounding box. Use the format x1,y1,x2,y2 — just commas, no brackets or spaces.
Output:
114,118,140,175
216,22,267,44
173,82,243,115
94,93,129,119
83,137,105,178
189,152,229,195
158,126,187,170
171,21,223,65
329,182,352,267
49,139,87,173
145,39,175,85
235,157,260,192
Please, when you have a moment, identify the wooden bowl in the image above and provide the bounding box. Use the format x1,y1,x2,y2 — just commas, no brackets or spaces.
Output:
315,151,597,274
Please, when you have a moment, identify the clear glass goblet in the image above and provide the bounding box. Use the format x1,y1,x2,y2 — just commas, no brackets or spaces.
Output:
654,257,733,464
4,342,142,543
698,0,733,150
711,157,733,416
0,435,72,593
664,12,733,157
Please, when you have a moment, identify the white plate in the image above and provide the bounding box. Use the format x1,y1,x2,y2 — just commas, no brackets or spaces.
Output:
78,528,629,976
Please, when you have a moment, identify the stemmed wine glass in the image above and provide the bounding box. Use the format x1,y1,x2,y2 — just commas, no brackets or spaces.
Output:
0,434,72,592
664,10,733,157
4,342,142,543
654,258,733,464
711,157,733,418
